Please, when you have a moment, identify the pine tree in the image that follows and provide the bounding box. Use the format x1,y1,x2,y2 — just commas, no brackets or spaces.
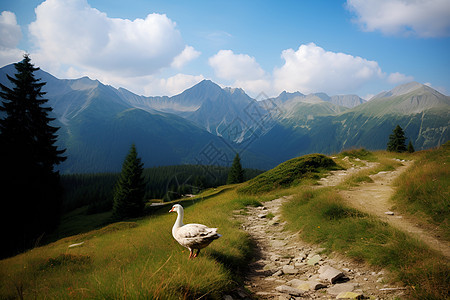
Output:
0,55,66,258
387,125,407,153
227,153,244,184
407,141,415,153
112,144,146,220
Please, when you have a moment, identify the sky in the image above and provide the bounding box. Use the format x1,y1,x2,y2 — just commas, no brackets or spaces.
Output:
0,0,449,99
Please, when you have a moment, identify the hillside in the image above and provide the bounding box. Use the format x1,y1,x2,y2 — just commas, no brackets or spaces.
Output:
1,147,449,299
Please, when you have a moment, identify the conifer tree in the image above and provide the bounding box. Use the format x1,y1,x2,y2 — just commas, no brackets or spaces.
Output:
227,153,244,184
0,55,66,258
112,144,146,220
407,141,415,153
387,125,407,153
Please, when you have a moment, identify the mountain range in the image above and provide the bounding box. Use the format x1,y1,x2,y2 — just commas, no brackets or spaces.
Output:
0,64,449,173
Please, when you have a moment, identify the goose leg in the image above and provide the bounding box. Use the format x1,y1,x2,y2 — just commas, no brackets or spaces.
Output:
188,249,193,259
193,249,200,258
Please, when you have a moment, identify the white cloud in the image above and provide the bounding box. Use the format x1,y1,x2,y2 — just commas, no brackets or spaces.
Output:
29,0,186,77
0,11,25,66
273,43,384,95
144,73,205,96
387,72,414,84
208,50,271,95
209,50,266,81
171,45,201,69
347,0,450,37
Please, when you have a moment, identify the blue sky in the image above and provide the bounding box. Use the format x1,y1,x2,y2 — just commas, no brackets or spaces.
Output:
1,0,449,99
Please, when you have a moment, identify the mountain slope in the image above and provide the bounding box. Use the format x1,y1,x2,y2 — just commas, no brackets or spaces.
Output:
249,82,450,164
1,62,448,172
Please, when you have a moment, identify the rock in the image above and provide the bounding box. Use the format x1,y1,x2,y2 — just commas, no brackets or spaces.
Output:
270,254,281,261
309,281,327,290
319,266,345,284
336,291,364,299
327,282,358,296
272,270,283,277
384,211,395,215
263,263,277,271
288,279,327,291
223,295,233,300
271,240,287,248
275,285,304,296
68,242,84,248
282,265,298,274
257,213,267,218
306,254,321,265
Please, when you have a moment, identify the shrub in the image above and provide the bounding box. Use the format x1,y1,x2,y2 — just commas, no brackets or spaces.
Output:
239,154,338,194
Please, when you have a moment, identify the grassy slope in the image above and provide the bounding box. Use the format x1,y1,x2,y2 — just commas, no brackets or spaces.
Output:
0,187,258,299
281,149,449,299
391,141,450,240
1,149,448,299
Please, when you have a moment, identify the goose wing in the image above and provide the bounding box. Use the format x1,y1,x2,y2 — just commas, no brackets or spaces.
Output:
175,224,221,248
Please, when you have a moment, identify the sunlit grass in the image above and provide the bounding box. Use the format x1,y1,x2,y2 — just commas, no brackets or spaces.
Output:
281,187,449,299
0,188,254,299
392,142,450,241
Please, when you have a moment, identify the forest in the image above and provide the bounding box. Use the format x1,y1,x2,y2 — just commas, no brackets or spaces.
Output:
61,164,263,215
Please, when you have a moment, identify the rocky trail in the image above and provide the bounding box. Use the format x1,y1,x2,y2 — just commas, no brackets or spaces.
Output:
231,158,448,300
336,161,450,259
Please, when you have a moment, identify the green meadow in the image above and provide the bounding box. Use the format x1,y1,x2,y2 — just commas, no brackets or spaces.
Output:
1,146,449,299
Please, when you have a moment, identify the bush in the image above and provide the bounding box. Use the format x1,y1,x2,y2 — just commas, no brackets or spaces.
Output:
239,154,338,194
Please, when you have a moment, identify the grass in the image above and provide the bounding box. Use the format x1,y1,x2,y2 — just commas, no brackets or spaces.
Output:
1,148,448,299
391,142,450,241
238,153,340,194
338,153,404,188
0,187,254,299
282,187,449,299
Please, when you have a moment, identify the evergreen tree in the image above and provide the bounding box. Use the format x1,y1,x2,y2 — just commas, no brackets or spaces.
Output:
387,125,407,153
227,153,244,184
407,141,415,153
0,55,66,258
112,144,146,220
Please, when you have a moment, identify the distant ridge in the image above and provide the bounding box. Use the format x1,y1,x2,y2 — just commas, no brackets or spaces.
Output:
1,64,448,172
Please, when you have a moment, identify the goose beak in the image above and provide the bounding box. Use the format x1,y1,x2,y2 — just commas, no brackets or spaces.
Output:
169,207,174,213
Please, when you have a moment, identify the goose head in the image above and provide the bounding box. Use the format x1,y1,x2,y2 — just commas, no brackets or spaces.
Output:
169,204,183,213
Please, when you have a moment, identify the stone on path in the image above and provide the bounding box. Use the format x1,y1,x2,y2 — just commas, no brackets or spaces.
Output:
384,211,395,215
275,285,304,296
306,254,322,265
271,240,286,247
327,282,358,296
282,265,298,274
319,265,345,284
288,279,327,291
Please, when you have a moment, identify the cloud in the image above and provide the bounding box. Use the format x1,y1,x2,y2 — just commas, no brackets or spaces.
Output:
347,0,450,37
144,73,205,96
208,50,271,95
387,72,414,84
273,43,384,95
0,11,25,66
29,0,186,77
171,45,201,69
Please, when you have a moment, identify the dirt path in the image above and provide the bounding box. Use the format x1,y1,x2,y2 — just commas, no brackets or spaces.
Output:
336,160,450,259
232,158,448,299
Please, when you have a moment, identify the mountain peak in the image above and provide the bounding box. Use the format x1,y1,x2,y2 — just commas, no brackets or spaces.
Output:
277,91,305,102
373,81,426,99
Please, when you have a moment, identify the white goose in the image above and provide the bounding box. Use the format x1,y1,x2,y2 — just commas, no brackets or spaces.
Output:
169,204,222,258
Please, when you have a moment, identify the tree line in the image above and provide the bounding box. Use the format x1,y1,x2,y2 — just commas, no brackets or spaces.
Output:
61,161,261,215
